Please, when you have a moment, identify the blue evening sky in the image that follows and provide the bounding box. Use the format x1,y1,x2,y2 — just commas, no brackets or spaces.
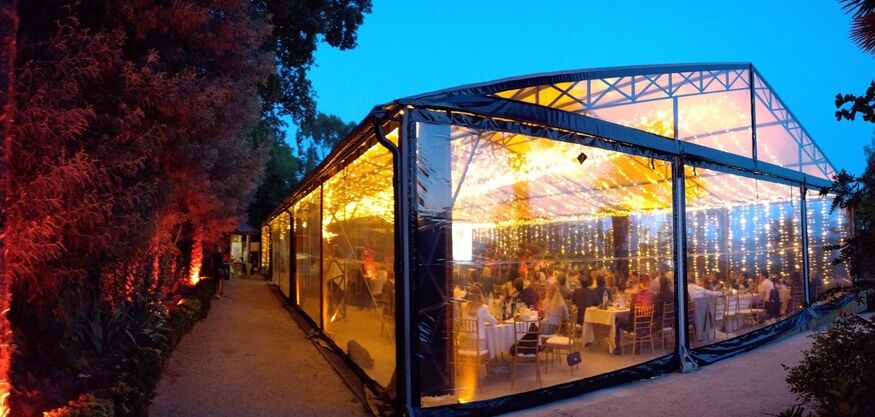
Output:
303,0,875,175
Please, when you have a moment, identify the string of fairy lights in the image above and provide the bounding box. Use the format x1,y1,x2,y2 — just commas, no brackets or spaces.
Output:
261,225,270,269
457,78,847,284
468,196,846,284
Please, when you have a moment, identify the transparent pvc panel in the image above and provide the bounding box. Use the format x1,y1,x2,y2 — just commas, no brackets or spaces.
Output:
684,167,803,348
752,72,836,179
270,211,291,297
416,123,674,407
805,191,852,299
800,133,834,180
494,69,753,158
677,89,752,158
754,98,800,169
321,138,395,388
294,188,322,326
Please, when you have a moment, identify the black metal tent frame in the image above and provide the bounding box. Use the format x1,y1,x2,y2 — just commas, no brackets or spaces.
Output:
263,63,846,417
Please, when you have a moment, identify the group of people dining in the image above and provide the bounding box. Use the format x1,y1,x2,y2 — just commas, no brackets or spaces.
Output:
454,261,678,352
454,256,818,358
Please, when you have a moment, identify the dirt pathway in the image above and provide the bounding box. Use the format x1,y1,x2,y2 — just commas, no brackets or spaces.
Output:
150,279,368,417
505,330,814,417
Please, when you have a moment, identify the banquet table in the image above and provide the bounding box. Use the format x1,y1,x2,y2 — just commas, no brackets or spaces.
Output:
581,307,629,354
691,296,714,342
483,319,533,360
779,286,791,315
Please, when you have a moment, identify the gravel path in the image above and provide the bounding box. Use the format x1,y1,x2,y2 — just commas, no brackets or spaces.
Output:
505,330,814,417
150,279,368,417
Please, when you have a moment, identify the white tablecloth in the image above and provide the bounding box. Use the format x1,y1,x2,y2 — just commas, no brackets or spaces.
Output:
691,296,714,342
779,287,791,314
581,307,629,353
483,321,530,359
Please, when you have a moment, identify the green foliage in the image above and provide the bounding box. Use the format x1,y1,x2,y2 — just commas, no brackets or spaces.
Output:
44,278,216,417
42,394,113,417
784,314,875,417
247,118,300,225
255,0,373,122
825,130,875,290
295,112,357,177
839,0,875,54
247,112,355,225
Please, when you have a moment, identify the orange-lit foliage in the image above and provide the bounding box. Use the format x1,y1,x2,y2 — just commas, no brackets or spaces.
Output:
9,1,273,414
0,0,17,415
189,226,203,285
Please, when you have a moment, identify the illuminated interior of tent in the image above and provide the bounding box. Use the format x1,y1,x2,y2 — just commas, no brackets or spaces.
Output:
260,64,852,415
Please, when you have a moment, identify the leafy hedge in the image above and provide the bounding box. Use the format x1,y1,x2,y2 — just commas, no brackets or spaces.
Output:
42,278,218,417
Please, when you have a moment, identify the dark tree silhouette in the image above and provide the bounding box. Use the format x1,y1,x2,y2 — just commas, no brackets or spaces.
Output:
841,0,875,53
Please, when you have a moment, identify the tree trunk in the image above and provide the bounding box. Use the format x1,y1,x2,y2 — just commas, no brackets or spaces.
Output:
0,0,17,415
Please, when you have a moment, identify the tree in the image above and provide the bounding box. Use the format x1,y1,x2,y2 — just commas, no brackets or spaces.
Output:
247,117,299,226
11,1,273,413
827,0,875,287
841,0,875,54
0,0,16,415
295,112,357,178
256,0,372,123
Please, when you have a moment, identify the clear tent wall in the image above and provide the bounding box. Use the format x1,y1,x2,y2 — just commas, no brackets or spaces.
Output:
261,63,853,416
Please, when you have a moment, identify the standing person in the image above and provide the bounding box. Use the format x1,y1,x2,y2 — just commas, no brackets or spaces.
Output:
215,250,230,299
757,270,775,301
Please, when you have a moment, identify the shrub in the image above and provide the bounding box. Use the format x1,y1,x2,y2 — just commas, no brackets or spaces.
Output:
784,314,875,417
42,393,114,417
44,279,216,417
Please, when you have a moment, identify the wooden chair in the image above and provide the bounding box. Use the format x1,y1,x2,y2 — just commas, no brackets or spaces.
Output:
378,286,395,339
749,295,766,324
789,288,804,314
713,295,725,336
510,318,542,389
455,318,490,389
620,305,655,356
658,301,674,351
543,319,577,375
723,293,740,332
737,293,764,326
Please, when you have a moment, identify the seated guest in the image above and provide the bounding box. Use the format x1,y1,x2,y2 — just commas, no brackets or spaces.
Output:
620,275,657,333
513,278,538,309
572,274,599,324
480,267,495,297
463,286,497,344
648,270,662,294
594,275,612,305
687,277,722,299
541,283,569,336
656,275,674,306
629,274,656,313
558,273,572,299
533,271,548,312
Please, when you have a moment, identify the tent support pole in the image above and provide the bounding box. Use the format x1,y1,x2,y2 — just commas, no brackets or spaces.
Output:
800,185,812,305
672,156,697,372
374,113,414,416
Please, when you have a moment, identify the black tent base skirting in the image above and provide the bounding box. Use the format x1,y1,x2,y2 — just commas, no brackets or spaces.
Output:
267,284,396,417
415,294,863,417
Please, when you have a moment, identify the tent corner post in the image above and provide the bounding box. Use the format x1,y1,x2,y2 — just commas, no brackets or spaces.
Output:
671,156,695,372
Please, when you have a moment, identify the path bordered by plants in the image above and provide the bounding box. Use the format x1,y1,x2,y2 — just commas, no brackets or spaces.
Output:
149,279,367,417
